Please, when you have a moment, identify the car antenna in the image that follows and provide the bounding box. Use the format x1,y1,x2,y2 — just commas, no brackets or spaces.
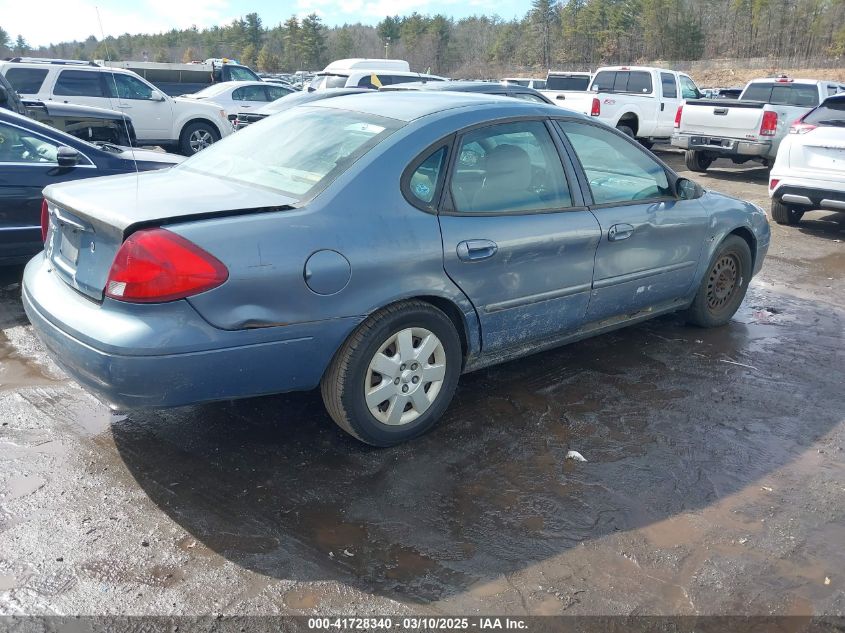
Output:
95,5,140,178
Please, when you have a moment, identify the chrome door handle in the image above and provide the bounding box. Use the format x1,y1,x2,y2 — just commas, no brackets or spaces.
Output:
457,239,498,262
607,224,634,242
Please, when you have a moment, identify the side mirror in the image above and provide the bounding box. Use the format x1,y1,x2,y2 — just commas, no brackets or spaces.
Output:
57,146,80,167
676,177,699,200
149,89,165,101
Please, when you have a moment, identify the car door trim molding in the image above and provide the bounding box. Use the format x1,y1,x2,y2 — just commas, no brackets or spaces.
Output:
592,260,696,289
483,282,593,314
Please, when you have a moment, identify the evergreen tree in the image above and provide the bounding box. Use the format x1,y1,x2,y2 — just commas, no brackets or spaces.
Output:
14,34,29,55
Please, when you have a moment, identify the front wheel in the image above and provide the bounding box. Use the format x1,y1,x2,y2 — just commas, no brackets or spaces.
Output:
321,301,462,446
771,199,804,225
178,121,220,156
685,235,752,328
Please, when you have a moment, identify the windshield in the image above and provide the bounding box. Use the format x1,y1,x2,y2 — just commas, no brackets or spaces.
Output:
310,74,350,90
546,75,590,91
228,66,259,82
179,105,403,199
741,82,820,107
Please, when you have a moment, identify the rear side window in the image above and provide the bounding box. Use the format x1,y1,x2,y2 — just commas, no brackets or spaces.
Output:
449,120,572,214
661,73,677,98
54,70,105,97
5,67,49,93
407,147,447,206
511,92,547,103
592,71,652,94
232,85,269,101
803,99,845,126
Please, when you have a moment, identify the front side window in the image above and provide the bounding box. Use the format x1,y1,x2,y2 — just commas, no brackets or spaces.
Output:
0,121,60,163
680,76,701,99
408,147,446,205
5,68,49,93
106,74,153,100
179,106,403,199
54,70,105,97
661,73,678,98
559,120,671,205
449,120,572,214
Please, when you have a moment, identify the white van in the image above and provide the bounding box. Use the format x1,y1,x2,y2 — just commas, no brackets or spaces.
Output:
1,58,232,155
309,59,446,91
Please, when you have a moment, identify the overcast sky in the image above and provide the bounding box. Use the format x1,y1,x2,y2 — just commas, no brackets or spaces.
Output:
1,0,521,47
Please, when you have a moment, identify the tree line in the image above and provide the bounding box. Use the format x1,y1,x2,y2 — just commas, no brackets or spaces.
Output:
2,0,843,78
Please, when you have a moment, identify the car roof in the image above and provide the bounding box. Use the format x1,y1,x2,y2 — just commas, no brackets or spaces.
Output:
307,90,580,122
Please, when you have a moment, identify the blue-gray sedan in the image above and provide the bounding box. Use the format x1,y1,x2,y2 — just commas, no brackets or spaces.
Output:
23,92,770,446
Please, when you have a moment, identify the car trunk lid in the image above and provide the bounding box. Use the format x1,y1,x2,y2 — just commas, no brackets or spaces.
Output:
790,128,845,178
43,169,297,301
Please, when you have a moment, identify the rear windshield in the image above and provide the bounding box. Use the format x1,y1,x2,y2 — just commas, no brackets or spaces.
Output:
741,82,820,107
803,99,845,126
178,105,403,200
310,74,349,90
546,75,590,91
591,71,653,94
5,67,49,93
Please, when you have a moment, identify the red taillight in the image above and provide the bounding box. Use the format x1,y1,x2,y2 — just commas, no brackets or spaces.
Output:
760,110,778,136
590,97,600,116
769,179,780,190
674,105,683,128
40,199,49,242
105,228,228,303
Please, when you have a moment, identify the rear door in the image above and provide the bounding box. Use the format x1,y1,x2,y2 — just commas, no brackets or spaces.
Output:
656,72,679,136
436,119,602,353
105,72,171,140
51,69,117,111
557,119,709,321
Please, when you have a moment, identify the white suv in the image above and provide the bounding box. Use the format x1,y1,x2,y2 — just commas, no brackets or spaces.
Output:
769,93,845,225
1,58,232,155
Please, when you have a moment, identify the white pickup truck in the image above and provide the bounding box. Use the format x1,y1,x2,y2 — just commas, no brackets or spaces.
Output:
539,71,592,105
557,66,702,147
671,76,845,172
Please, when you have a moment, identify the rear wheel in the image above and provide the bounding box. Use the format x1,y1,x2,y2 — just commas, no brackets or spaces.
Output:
321,301,462,447
617,124,635,139
178,121,220,156
639,139,654,150
685,149,713,172
685,235,752,328
771,199,804,225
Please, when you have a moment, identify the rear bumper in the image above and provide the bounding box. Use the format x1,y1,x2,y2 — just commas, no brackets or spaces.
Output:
22,254,361,408
672,133,773,158
769,173,845,211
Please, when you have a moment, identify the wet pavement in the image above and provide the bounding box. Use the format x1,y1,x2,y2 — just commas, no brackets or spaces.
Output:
0,149,843,617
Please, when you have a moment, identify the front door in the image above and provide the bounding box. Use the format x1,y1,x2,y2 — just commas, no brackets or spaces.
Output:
106,73,171,141
436,120,602,353
557,119,710,322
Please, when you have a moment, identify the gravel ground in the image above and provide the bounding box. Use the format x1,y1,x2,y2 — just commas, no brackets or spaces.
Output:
0,149,843,620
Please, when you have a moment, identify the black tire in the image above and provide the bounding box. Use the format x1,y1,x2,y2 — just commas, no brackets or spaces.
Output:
771,198,804,225
685,235,752,328
321,300,462,447
178,121,220,156
639,139,654,150
617,124,635,139
685,149,713,172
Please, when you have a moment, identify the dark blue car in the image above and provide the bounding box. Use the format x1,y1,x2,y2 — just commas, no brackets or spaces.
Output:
23,92,770,446
0,109,181,264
